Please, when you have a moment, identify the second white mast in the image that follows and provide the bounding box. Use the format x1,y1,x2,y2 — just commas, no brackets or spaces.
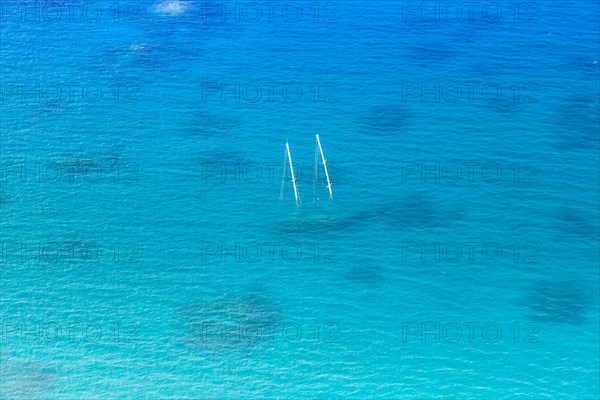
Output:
286,141,300,206
315,134,333,200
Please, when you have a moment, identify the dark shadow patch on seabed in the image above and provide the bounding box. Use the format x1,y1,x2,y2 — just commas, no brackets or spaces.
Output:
48,150,134,183
355,105,413,137
85,44,151,80
555,207,600,239
0,358,56,399
564,56,600,80
525,279,593,325
27,100,70,118
480,92,527,115
551,98,600,150
274,193,462,244
185,112,243,140
407,45,457,67
350,193,461,230
344,264,384,286
275,217,361,243
370,195,438,227
177,291,279,353
128,43,200,74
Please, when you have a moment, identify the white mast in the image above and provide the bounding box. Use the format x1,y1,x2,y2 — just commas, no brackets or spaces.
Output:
313,137,319,203
315,134,333,200
279,145,288,203
286,141,300,206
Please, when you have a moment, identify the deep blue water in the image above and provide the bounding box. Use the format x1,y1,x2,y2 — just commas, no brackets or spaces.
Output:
1,1,599,398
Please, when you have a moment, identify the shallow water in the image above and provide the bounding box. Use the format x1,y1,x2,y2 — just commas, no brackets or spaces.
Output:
1,0,599,398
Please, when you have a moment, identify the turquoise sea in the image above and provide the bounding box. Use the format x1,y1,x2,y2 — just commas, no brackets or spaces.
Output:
1,1,599,398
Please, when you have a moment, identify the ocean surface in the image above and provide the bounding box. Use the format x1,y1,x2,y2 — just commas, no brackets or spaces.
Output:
1,0,599,398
